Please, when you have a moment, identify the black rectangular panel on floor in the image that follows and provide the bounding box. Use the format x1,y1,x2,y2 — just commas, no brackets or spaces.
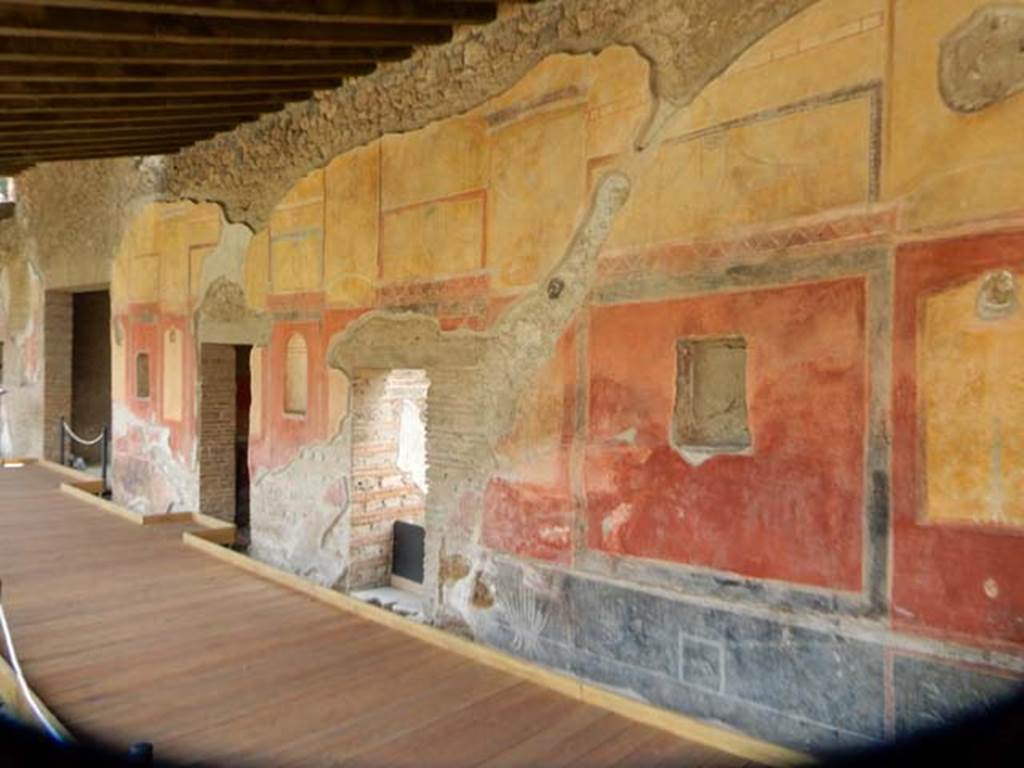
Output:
392,520,425,584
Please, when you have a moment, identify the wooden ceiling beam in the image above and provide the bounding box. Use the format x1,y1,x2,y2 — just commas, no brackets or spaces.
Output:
0,145,193,163
0,61,374,81
0,94,303,112
2,129,220,149
0,79,343,96
0,109,268,127
0,5,453,46
0,38,412,64
0,1,497,25
0,118,251,136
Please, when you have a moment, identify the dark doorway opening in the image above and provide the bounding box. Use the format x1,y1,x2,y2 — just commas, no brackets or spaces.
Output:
70,291,112,468
235,344,252,536
198,343,252,538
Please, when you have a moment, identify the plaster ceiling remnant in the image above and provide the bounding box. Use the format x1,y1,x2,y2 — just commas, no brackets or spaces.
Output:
940,4,1024,112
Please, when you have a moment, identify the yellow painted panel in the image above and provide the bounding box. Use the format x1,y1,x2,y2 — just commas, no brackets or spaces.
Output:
245,230,270,311
271,229,322,294
381,117,488,210
184,205,222,246
922,273,1024,525
126,253,160,303
159,229,190,312
161,327,184,423
586,46,652,159
888,0,1024,221
664,0,885,140
270,187,323,294
250,347,263,439
609,97,872,249
271,199,322,236
380,195,483,284
488,106,587,290
324,144,379,307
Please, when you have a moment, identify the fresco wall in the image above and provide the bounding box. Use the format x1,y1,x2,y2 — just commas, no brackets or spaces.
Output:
11,0,1021,753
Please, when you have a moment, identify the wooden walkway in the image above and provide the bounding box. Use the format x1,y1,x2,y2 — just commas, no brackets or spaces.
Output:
0,463,757,767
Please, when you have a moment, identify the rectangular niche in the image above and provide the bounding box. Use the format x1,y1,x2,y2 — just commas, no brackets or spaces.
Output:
673,336,751,459
135,352,151,400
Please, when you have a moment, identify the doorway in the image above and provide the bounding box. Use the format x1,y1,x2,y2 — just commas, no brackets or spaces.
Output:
198,343,252,535
43,288,112,472
349,368,429,612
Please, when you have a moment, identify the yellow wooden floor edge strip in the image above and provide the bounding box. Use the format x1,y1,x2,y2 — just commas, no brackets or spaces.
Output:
57,483,236,544
35,459,104,494
182,531,811,766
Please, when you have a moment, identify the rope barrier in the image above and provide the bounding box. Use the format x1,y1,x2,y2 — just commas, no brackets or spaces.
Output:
60,421,105,447
0,600,65,742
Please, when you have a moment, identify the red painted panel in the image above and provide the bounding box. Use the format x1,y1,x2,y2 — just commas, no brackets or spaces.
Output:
117,307,195,463
124,306,160,423
893,232,1024,648
585,278,867,590
258,320,327,471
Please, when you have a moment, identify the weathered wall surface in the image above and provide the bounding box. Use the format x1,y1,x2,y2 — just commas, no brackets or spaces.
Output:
3,0,1024,755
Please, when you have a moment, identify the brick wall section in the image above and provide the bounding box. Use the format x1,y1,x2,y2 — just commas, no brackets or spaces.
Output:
349,369,428,590
199,343,236,521
43,290,72,462
71,291,111,464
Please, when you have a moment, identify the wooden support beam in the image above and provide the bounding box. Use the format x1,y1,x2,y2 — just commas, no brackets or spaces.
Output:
0,144,193,164
0,4,454,46
0,79,343,97
0,110,265,127
0,37,412,65
1,129,221,149
0,137,201,154
0,61,374,81
0,1,497,25
0,94,303,112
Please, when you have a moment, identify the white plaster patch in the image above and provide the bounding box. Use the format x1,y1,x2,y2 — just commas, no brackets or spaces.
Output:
601,502,633,546
984,578,1000,600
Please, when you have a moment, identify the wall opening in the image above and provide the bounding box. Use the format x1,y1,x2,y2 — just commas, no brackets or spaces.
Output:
284,332,308,416
135,353,150,399
199,343,252,532
349,368,429,597
43,288,112,468
71,291,112,466
673,336,751,460
235,345,252,538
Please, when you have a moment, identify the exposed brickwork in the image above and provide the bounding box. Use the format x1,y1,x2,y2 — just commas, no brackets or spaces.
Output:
43,290,71,462
349,369,428,590
199,343,236,521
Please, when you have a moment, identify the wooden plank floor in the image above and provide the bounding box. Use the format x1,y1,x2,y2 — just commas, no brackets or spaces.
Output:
0,463,755,767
